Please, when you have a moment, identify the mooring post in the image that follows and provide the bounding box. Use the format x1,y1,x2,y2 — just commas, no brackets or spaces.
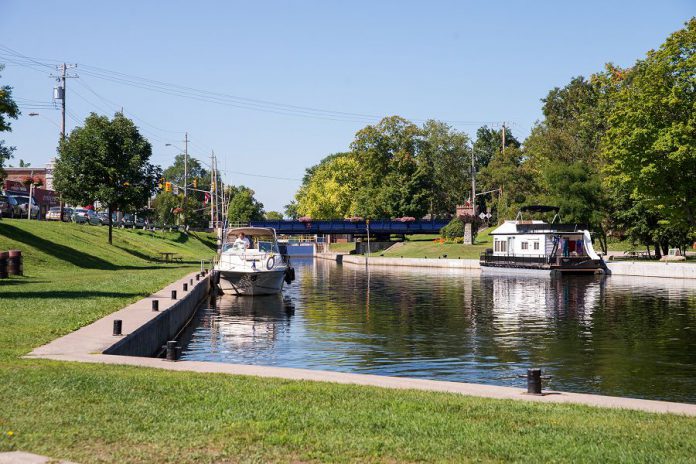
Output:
113,319,122,336
183,283,188,292
171,290,177,300
152,299,159,312
190,278,193,286
196,273,200,281
527,368,542,395
165,340,179,361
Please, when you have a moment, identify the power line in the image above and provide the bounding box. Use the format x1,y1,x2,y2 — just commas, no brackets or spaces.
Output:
1,45,509,127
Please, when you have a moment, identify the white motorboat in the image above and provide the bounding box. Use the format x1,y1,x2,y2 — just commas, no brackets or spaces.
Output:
214,227,295,295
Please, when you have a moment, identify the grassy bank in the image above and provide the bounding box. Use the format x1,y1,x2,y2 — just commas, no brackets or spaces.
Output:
329,229,494,259
1,219,695,463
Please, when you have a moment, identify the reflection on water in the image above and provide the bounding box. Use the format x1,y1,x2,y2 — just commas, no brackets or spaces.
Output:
180,258,696,403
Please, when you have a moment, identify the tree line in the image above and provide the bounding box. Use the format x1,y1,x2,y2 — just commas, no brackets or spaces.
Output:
293,19,695,255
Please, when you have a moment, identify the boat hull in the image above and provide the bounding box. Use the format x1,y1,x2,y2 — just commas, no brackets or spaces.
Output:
218,269,287,295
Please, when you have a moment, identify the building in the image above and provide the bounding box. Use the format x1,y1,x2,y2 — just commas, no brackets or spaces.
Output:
2,159,60,217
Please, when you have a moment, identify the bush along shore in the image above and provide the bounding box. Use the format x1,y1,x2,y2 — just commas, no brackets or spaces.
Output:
1,220,696,463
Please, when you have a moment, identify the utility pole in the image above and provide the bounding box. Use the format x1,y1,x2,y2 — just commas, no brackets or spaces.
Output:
183,132,189,228
501,122,506,154
51,63,77,221
210,151,215,228
471,148,476,215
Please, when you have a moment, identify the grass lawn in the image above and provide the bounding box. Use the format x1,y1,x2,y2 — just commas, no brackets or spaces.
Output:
1,219,695,463
378,228,495,259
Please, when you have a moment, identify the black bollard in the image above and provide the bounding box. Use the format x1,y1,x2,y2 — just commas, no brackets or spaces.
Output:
527,368,543,395
190,278,193,286
196,274,200,281
113,319,122,336
165,341,178,361
152,299,159,312
183,283,188,292
171,290,177,300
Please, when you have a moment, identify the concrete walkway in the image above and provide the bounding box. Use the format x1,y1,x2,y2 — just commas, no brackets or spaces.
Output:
26,271,696,417
0,452,77,464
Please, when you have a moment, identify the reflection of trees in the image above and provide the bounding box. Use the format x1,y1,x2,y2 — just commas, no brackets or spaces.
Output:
184,258,696,402
303,262,696,401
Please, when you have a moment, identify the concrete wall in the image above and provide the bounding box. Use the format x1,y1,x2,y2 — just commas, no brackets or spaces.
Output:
103,275,211,357
606,261,696,279
342,255,480,269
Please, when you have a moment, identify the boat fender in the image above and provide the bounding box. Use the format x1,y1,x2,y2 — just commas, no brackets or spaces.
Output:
266,256,276,270
284,268,293,285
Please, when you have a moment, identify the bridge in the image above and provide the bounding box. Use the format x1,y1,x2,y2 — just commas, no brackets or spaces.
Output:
249,219,450,236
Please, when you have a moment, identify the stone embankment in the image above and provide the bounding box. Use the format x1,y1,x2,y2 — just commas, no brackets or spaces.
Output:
317,252,696,279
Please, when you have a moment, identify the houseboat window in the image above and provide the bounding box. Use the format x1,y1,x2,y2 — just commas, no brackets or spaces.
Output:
494,239,507,253
534,242,540,250
521,242,528,250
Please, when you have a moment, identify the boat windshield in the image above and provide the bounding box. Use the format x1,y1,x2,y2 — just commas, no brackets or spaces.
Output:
222,236,280,254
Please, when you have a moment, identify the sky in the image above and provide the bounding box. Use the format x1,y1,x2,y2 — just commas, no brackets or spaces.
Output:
1,1,692,213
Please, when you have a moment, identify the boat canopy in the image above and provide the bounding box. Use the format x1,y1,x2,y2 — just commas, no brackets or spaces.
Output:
225,227,276,239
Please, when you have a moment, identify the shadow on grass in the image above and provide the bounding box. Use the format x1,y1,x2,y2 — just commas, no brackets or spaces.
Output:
0,290,145,299
0,222,117,270
0,279,50,286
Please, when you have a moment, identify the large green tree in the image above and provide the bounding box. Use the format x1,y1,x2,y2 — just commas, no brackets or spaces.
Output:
603,18,696,229
0,65,19,180
53,112,160,244
227,185,264,223
296,154,359,218
472,125,519,170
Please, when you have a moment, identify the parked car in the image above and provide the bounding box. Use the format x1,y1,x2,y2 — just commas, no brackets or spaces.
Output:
0,194,11,218
134,216,146,228
97,212,111,225
87,210,101,225
7,194,39,219
120,214,135,228
71,208,90,224
46,206,72,221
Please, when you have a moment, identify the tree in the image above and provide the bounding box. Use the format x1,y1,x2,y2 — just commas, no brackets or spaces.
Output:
227,185,264,223
162,154,209,190
53,112,159,244
296,154,359,218
284,201,299,220
603,18,696,229
473,125,519,170
420,120,472,216
477,145,537,222
265,211,284,220
0,65,19,180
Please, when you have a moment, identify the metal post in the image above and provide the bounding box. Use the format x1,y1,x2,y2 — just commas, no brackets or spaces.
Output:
527,368,542,395
183,283,188,292
113,319,122,336
183,132,188,228
165,341,178,361
171,290,177,300
152,299,159,312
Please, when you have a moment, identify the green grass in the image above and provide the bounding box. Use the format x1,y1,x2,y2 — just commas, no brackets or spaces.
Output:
378,228,494,259
1,219,695,463
326,242,356,253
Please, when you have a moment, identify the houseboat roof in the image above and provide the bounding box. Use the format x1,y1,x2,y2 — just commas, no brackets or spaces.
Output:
490,220,588,236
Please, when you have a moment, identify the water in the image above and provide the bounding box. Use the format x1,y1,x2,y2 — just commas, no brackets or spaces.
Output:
180,258,696,403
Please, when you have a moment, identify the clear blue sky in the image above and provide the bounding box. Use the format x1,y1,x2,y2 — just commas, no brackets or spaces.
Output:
1,1,692,212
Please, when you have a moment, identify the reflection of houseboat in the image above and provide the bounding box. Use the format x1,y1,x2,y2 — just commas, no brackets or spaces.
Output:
480,206,603,274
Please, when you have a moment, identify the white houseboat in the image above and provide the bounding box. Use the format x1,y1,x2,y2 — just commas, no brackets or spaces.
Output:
480,206,603,274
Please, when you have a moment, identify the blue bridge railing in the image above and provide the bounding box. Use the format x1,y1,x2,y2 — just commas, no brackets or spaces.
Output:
249,219,449,235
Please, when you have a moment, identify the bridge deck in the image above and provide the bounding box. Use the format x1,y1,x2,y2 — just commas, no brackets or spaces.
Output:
249,219,449,235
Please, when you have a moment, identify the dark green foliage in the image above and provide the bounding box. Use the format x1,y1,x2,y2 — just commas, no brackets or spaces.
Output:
53,112,160,244
227,185,264,223
0,65,19,180
440,217,464,239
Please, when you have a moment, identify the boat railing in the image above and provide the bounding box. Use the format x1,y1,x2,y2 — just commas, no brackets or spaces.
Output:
479,253,549,265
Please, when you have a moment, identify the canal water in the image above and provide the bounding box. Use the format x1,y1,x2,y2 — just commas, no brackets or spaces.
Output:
180,258,696,403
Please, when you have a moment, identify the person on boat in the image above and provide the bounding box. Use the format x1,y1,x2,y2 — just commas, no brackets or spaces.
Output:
234,232,251,249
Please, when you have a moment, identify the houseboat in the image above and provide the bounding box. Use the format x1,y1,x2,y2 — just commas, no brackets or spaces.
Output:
480,206,604,274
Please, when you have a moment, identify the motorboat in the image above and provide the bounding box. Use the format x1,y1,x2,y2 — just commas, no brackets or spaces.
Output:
479,206,604,274
214,227,295,295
